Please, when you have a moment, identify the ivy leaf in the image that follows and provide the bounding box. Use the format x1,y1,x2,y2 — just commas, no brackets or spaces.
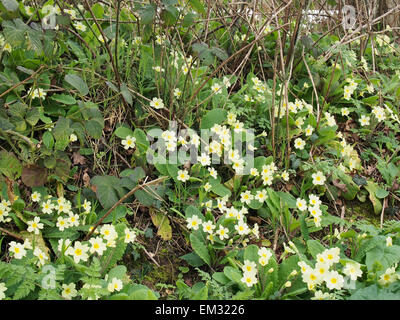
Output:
91,175,127,210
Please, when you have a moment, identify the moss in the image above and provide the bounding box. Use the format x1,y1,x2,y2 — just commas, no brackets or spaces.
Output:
346,199,380,225
144,264,175,284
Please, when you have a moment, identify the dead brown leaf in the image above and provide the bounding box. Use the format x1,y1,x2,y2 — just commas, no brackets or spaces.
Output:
365,165,375,176
332,179,348,193
83,171,91,188
72,152,86,165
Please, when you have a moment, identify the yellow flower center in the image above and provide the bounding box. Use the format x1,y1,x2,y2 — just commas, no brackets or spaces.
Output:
384,274,390,281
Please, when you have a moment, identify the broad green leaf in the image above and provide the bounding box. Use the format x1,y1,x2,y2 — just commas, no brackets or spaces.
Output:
375,188,389,199
91,3,104,18
244,244,259,263
189,0,205,13
85,119,103,139
91,175,126,210
209,178,231,197
114,126,135,139
51,94,76,105
223,266,243,285
98,205,128,224
52,117,72,151
333,170,359,201
212,272,230,285
191,286,208,300
108,265,127,281
120,83,133,105
1,0,19,11
161,5,179,26
65,74,89,96
133,128,149,152
278,255,300,288
128,288,158,300
0,151,22,180
200,108,227,130
365,244,400,275
349,284,400,300
306,239,325,258
190,233,211,266
140,4,156,25
185,205,202,219
180,252,205,267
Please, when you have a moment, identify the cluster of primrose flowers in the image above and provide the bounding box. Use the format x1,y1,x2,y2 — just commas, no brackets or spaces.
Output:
336,131,362,172
298,244,400,299
343,78,358,100
5,225,136,300
0,199,12,223
58,275,126,300
240,247,275,287
296,194,323,228
3,193,137,264
2,243,128,301
56,223,136,264
243,76,270,103
186,194,259,245
374,30,397,55
28,191,91,233
298,247,355,294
